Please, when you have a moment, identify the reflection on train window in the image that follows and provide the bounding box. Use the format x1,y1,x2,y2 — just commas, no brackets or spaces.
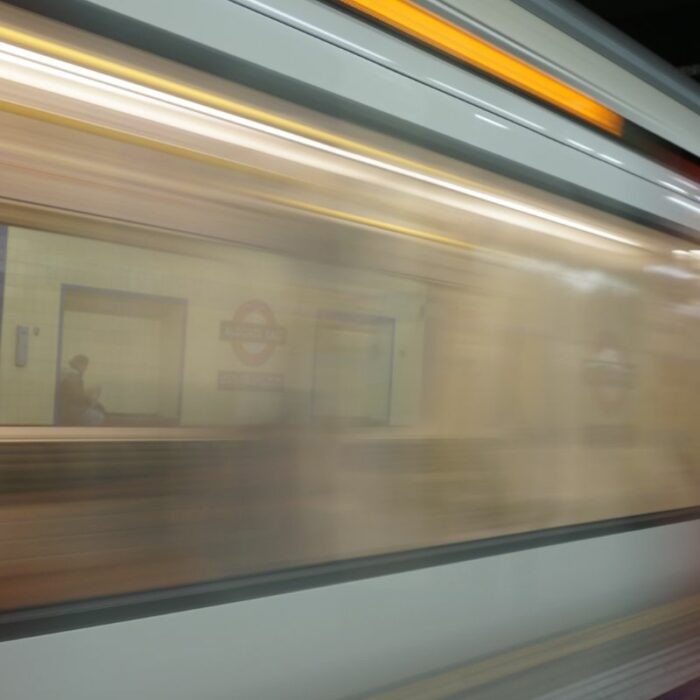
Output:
312,312,395,425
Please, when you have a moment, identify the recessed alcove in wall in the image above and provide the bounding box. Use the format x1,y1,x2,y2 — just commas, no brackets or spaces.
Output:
312,311,395,426
56,285,187,426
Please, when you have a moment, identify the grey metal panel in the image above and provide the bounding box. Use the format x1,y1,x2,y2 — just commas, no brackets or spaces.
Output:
509,0,700,116
2,519,700,700
423,0,700,154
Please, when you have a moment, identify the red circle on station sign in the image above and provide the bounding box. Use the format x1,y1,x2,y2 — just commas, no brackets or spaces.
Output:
231,300,280,367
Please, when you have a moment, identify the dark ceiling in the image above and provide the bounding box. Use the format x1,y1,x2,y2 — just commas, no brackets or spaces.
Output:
577,0,700,83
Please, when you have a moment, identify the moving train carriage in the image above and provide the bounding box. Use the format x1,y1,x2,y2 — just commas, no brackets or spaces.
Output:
0,0,698,698
1,110,697,606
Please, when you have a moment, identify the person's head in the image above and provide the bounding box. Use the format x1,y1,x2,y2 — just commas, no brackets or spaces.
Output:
69,354,89,374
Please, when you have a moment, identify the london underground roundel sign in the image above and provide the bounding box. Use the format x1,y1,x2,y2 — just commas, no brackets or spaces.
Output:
220,300,286,367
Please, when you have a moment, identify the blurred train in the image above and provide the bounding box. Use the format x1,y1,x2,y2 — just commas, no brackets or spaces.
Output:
0,0,699,698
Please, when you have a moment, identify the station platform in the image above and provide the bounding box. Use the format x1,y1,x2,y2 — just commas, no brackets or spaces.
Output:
355,594,700,699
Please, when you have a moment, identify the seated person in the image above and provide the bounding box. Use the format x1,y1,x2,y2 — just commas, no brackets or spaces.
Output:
57,354,106,426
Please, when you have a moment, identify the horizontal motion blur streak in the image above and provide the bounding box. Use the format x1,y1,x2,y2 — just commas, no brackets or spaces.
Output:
0,27,639,248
